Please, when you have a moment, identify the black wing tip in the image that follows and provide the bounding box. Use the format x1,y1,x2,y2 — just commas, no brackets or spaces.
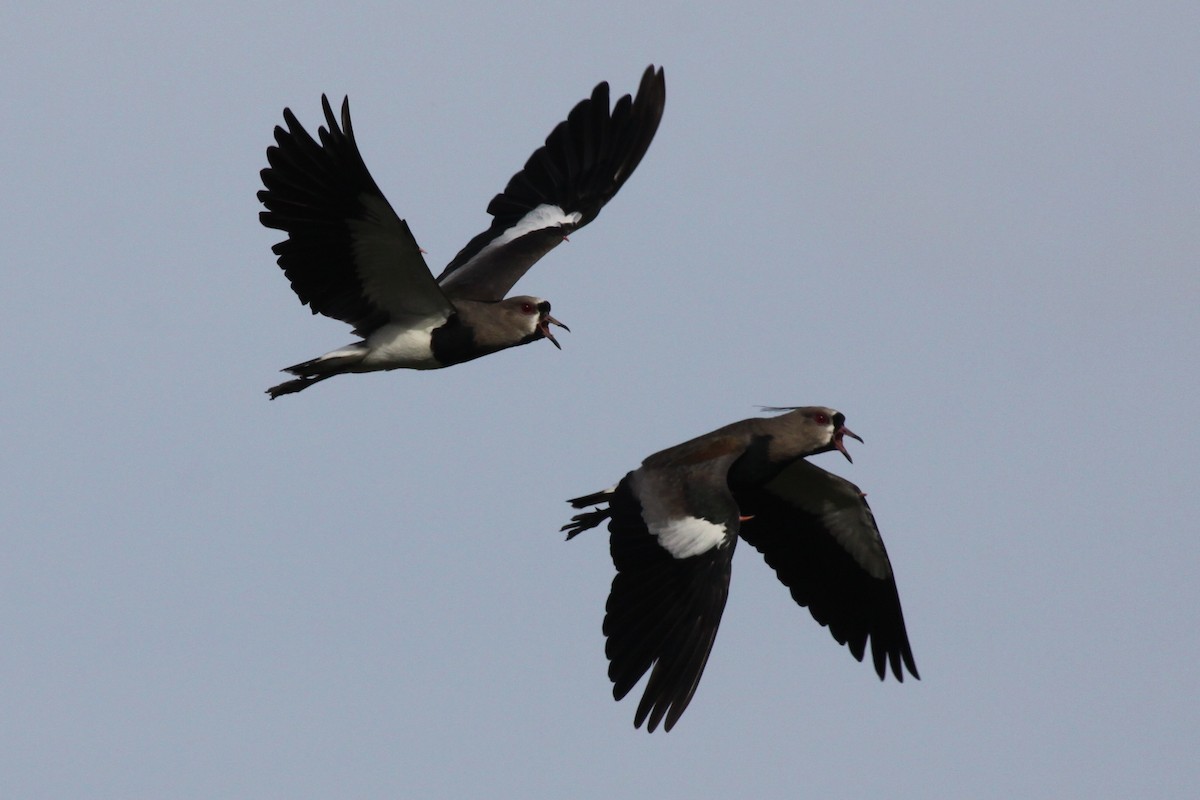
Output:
319,94,336,127
496,63,665,216
280,106,302,130
317,93,353,136
810,597,919,683
594,62,664,102
865,637,920,682
897,647,920,681
617,680,681,733
624,665,701,733
638,63,666,103
270,94,349,142
633,697,688,734
277,95,345,138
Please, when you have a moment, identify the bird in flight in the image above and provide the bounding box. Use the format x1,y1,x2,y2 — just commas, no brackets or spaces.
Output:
258,65,665,398
564,406,919,732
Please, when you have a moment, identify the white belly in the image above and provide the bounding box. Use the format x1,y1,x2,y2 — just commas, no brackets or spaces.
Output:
363,321,441,370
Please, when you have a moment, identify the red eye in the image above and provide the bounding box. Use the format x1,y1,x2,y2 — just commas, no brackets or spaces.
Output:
520,302,534,314
813,412,829,425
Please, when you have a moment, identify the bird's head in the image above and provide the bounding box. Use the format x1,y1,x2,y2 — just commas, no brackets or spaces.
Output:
761,406,863,463
508,296,570,349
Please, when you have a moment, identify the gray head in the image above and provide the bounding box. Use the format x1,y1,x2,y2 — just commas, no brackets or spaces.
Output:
454,295,570,355
761,406,864,463
496,295,570,349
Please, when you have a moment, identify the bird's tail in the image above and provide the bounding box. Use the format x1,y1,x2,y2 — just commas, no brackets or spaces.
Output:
266,348,367,400
562,487,616,540
266,373,334,399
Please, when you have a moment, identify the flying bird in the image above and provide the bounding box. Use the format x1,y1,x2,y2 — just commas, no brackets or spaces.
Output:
563,407,918,732
258,66,665,398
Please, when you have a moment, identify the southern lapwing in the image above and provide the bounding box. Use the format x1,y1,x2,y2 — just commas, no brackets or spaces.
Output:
258,65,665,398
563,407,918,732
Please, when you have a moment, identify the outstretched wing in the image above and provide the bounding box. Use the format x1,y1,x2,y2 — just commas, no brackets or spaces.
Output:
736,460,919,681
436,65,666,301
602,473,737,733
585,435,745,732
259,96,452,335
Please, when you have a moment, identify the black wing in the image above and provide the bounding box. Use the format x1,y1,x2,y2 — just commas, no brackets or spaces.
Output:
736,460,919,681
259,95,452,336
436,65,666,301
601,476,736,733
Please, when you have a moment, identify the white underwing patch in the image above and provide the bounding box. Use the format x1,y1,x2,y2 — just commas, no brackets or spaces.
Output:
631,468,731,559
479,204,581,256
650,515,728,559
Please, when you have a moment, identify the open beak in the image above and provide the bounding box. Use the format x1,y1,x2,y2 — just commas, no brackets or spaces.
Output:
833,426,864,463
538,314,570,350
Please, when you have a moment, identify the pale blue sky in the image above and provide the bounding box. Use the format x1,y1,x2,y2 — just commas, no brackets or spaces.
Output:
3,2,1197,797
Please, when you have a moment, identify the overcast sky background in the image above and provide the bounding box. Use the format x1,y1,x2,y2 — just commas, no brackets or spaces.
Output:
3,2,1197,798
